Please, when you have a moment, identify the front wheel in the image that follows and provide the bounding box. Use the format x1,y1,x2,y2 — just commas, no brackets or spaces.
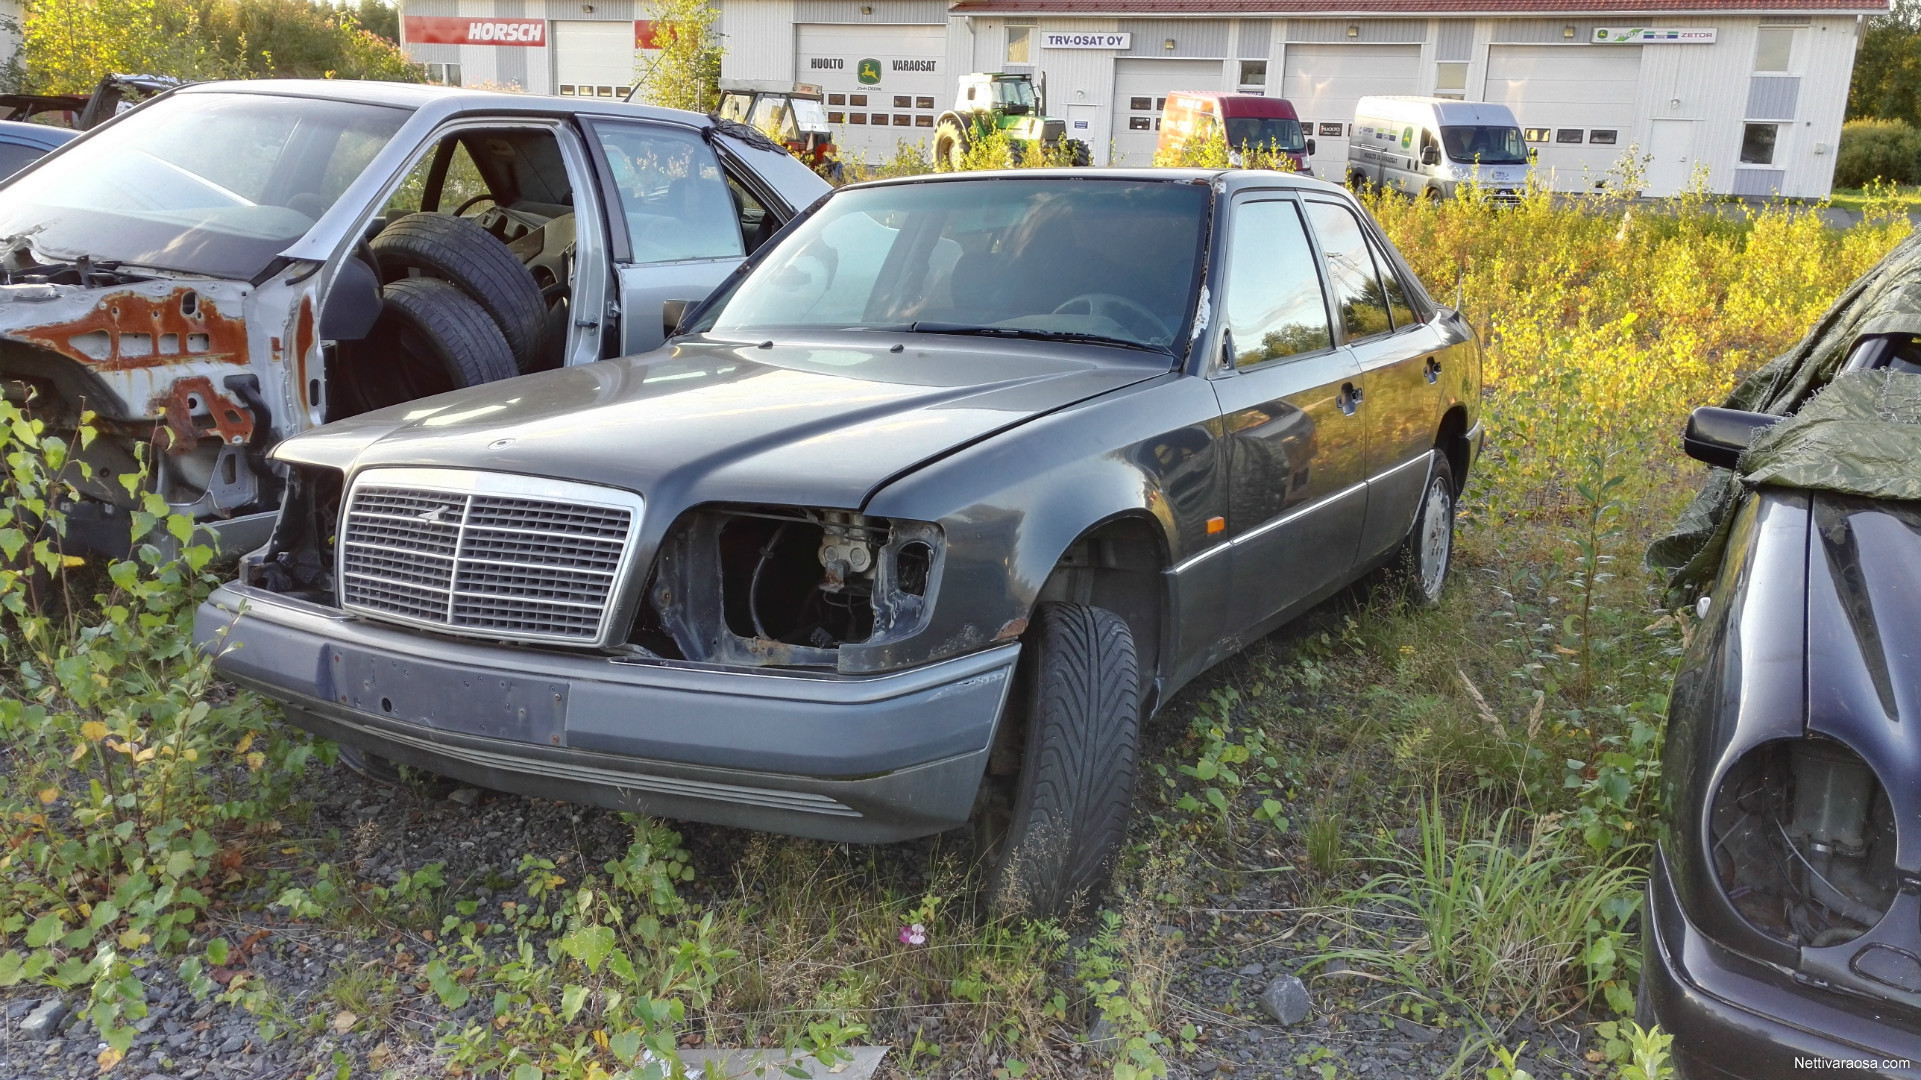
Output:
1388,457,1455,607
934,121,969,170
979,602,1141,920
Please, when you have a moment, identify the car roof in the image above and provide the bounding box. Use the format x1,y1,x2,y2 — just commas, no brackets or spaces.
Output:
0,119,78,148
173,79,718,129
844,167,1351,198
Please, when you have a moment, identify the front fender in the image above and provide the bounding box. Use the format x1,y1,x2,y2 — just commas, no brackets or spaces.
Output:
844,372,1222,673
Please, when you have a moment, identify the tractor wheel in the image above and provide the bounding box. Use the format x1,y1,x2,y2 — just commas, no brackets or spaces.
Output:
935,120,970,170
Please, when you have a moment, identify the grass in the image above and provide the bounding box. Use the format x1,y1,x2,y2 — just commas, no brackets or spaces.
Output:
0,168,1912,1079
1829,183,1921,215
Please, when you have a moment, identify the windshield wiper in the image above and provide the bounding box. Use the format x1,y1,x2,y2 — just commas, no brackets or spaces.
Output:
907,321,1170,355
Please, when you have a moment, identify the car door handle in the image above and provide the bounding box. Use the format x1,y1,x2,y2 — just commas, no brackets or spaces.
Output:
1338,382,1362,415
1424,356,1441,384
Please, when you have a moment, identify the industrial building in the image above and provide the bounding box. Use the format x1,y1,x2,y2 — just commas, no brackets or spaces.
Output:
395,0,1883,196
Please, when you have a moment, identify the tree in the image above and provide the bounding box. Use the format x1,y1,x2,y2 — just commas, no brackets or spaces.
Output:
18,0,214,92
15,0,418,93
1849,0,1921,127
637,0,720,113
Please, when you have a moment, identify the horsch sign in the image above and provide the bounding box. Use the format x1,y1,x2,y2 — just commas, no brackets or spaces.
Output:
404,16,547,45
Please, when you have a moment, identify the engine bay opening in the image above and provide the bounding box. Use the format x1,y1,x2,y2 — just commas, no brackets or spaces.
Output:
247,464,343,604
718,510,882,648
1711,738,1897,948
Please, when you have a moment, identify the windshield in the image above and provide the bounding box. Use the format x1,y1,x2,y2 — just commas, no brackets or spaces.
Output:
791,98,830,132
0,92,409,279
703,178,1209,353
1224,116,1305,153
1440,125,1528,165
993,80,1037,111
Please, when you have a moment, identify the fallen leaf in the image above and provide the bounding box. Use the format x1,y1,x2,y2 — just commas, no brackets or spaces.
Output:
332,1010,357,1034
96,1046,123,1072
368,1042,395,1069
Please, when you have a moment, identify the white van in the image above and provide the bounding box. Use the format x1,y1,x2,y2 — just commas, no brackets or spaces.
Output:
1347,97,1530,201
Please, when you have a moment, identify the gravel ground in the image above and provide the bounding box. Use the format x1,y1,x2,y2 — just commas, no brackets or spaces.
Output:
3,749,1605,1080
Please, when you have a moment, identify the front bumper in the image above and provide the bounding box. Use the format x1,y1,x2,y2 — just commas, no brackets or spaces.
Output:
1644,847,1921,1078
196,584,1017,843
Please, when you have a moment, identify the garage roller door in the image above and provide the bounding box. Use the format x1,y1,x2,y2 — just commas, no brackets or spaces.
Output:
1281,43,1419,179
1484,45,1641,191
797,24,947,165
554,21,636,99
1110,58,1223,166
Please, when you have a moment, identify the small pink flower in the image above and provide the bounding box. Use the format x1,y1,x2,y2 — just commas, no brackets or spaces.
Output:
899,923,927,946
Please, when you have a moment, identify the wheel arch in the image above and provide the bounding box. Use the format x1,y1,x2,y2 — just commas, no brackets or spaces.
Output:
1435,403,1470,494
1032,509,1169,709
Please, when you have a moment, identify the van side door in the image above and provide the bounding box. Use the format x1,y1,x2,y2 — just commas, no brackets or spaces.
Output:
1211,193,1367,636
1301,197,1446,562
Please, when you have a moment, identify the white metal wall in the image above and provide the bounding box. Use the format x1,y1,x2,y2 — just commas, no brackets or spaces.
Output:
692,2,1866,197
1484,44,1643,191
721,0,799,84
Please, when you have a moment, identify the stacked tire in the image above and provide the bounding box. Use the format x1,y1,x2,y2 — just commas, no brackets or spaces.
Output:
333,213,547,419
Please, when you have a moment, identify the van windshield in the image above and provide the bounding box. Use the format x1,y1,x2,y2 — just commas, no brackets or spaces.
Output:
1440,125,1528,165
1224,117,1305,153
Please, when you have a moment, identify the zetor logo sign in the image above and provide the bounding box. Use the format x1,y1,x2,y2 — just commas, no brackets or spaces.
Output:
404,16,545,46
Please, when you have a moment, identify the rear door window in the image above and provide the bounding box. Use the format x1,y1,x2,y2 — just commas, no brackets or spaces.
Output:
1303,200,1392,343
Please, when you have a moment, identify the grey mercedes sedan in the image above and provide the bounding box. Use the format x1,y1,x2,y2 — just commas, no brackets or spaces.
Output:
197,169,1484,915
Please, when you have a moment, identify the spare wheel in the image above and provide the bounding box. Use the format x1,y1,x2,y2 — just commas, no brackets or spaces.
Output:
332,278,518,419
370,212,549,373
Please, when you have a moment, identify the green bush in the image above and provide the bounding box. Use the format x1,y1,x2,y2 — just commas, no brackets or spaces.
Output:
1835,118,1921,188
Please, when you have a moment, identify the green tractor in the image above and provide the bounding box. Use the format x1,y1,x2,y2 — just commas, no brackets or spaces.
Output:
932,72,1090,168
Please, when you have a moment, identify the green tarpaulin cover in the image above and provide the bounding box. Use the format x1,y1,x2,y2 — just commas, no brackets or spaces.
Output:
1648,230,1921,605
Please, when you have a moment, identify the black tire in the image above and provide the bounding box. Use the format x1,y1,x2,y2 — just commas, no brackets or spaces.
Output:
371,212,548,374
1386,456,1455,607
332,278,518,418
935,121,969,170
981,602,1140,919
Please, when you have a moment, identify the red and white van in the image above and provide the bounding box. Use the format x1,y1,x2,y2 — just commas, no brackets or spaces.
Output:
1157,92,1313,172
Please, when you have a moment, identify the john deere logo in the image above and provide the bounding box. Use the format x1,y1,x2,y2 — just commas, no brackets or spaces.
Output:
1400,126,1413,149
857,58,881,85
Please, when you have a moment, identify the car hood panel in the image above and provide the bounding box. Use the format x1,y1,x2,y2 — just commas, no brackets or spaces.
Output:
1807,493,1921,869
280,335,1164,510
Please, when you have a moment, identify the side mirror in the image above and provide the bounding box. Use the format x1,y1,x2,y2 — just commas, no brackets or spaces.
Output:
662,298,695,341
1420,146,1440,167
1305,137,1317,156
1683,406,1783,469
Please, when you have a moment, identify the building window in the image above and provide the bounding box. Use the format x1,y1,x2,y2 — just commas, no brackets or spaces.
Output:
1130,96,1152,111
1523,127,1550,143
828,111,845,123
829,93,845,106
1754,26,1794,72
915,115,934,127
850,94,867,106
915,96,934,109
1740,122,1778,164
424,62,462,87
1556,128,1583,144
894,95,911,108
1434,61,1467,99
1129,116,1152,131
1589,129,1618,145
1007,23,1034,64
872,113,889,126
849,113,866,124
1238,60,1267,87
894,113,910,125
